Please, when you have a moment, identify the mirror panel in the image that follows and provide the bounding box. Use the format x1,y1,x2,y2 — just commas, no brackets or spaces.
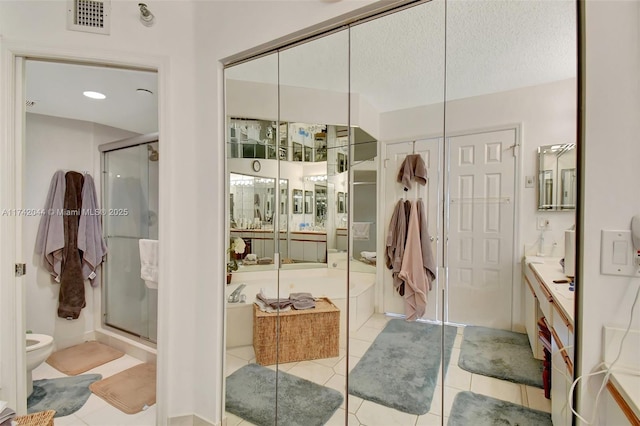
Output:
538,143,577,210
276,28,349,422
444,0,577,418
224,53,279,422
348,0,446,422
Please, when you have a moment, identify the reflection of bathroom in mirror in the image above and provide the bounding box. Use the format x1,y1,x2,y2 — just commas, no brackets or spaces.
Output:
537,143,577,210
223,1,577,424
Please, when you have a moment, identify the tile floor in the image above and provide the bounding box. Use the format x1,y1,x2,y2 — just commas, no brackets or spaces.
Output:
225,313,551,426
31,354,156,425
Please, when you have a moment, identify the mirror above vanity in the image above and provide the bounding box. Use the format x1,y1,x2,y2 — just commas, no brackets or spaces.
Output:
537,143,576,211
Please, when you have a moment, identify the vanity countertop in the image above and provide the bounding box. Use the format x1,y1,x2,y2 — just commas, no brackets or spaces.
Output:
525,256,575,326
290,230,327,235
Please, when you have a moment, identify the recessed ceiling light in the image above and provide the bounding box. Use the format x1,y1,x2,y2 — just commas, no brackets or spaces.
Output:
83,91,106,100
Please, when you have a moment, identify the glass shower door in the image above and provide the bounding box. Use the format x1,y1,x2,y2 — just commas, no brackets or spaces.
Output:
103,141,159,342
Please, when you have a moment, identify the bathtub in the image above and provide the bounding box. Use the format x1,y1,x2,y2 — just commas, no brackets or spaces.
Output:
225,268,375,348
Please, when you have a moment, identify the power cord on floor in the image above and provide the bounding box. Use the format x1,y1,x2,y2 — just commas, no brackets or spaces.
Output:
567,282,640,424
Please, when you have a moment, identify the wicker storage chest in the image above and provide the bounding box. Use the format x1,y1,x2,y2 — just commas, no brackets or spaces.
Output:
253,297,340,365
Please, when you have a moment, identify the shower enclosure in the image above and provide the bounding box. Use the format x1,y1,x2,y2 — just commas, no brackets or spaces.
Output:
100,134,159,343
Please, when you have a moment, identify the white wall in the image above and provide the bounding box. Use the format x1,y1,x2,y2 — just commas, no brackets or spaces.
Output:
24,113,137,348
581,1,640,422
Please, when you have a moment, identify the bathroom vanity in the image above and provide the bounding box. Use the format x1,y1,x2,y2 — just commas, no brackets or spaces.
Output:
523,257,640,425
523,257,575,425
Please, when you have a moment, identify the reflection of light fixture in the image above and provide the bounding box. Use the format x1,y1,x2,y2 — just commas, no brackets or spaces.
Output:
83,91,106,100
305,175,327,182
138,3,155,27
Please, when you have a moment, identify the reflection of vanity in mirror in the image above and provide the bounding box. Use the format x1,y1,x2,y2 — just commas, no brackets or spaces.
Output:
537,144,577,210
227,119,353,267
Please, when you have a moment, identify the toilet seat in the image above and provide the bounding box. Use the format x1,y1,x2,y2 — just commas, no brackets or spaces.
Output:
26,334,53,352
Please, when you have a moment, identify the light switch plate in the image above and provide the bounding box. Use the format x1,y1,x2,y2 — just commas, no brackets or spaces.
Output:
525,175,535,188
601,230,640,277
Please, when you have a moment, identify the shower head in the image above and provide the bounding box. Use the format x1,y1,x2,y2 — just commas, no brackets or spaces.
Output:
147,145,159,161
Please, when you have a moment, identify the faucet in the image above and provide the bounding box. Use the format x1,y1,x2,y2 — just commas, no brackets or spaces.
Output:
228,284,246,303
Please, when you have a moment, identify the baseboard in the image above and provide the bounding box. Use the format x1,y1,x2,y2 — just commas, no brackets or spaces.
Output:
94,328,157,364
168,414,219,426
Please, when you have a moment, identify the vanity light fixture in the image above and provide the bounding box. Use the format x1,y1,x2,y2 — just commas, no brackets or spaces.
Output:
83,91,106,100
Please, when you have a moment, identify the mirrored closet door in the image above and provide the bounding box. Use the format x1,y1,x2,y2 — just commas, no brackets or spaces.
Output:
223,0,577,424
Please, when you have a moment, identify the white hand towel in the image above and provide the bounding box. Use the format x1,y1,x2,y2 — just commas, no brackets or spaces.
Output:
139,239,159,289
352,222,370,240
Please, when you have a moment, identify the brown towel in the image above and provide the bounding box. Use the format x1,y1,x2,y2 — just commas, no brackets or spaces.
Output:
385,199,409,296
398,201,428,321
416,199,436,291
58,171,86,320
397,154,427,190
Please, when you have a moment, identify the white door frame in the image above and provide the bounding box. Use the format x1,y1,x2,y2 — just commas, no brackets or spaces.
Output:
0,38,170,420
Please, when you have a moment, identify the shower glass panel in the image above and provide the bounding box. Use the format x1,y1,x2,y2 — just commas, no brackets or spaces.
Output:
103,141,159,342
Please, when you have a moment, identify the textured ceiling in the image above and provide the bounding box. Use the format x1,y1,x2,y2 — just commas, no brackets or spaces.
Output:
229,0,577,112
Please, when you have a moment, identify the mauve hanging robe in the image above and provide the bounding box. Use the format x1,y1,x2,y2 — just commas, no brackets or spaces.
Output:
398,201,428,321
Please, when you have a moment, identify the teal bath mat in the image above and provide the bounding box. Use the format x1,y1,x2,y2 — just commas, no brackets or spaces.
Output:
226,363,343,426
458,326,543,387
27,374,102,417
448,391,552,426
348,319,457,415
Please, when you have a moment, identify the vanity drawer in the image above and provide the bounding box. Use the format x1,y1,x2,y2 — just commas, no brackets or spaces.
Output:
527,264,553,325
552,302,574,361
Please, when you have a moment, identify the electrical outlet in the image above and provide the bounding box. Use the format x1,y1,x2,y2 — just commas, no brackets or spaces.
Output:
537,217,550,230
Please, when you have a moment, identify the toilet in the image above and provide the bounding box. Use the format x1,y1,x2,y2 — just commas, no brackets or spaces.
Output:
26,334,54,396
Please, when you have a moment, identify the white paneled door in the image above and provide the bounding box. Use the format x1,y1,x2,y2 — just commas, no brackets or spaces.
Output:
383,138,443,322
382,129,516,329
446,129,516,329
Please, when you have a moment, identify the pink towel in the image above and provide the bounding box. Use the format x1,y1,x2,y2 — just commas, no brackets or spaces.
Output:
397,154,428,190
398,201,428,321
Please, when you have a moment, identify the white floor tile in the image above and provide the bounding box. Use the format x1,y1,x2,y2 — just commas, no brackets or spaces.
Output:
223,412,245,426
427,385,442,416
33,362,66,380
350,326,382,342
71,394,109,418
226,345,255,361
442,387,461,417
347,412,360,426
348,338,372,358
470,374,522,405
225,353,250,376
333,357,347,376
52,414,88,425
444,365,472,391
416,412,444,425
348,355,361,373
449,347,461,366
354,400,418,426
286,360,335,385
323,373,347,409
347,394,364,414
325,408,348,425
78,403,152,426
361,314,390,331
526,385,552,413
453,333,463,349
311,353,344,369
85,354,143,378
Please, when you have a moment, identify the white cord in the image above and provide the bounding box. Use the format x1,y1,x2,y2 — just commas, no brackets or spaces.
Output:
568,282,640,424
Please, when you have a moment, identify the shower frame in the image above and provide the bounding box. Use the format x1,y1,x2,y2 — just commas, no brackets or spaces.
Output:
98,132,159,343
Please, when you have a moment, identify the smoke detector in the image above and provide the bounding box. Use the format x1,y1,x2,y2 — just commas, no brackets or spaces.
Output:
67,0,111,35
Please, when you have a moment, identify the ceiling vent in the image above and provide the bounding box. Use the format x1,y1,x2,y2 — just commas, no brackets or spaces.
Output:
67,0,110,35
